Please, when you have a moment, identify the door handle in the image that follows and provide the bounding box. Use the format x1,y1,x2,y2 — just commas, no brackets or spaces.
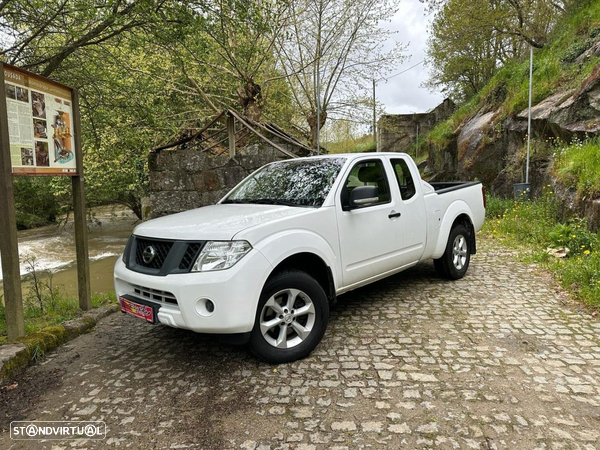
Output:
388,211,401,219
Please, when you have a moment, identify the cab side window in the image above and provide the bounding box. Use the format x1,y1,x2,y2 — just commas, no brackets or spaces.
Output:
341,160,391,207
392,159,416,200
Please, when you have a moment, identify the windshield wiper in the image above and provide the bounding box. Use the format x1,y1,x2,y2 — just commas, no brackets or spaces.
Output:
246,199,300,206
221,199,253,204
223,198,316,207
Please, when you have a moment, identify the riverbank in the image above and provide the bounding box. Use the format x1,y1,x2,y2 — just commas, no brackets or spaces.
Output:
1,205,136,285
0,205,136,338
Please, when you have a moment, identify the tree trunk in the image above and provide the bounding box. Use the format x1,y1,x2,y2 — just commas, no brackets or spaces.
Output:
238,78,263,122
308,109,327,149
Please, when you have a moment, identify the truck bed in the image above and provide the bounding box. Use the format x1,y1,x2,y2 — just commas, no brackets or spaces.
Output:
429,181,482,194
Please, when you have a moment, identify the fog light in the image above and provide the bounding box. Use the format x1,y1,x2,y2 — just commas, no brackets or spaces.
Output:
206,300,214,313
195,298,215,317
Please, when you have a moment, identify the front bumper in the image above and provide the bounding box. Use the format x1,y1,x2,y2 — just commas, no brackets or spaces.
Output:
114,249,272,334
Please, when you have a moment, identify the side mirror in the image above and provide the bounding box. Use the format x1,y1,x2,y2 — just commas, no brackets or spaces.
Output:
349,185,379,209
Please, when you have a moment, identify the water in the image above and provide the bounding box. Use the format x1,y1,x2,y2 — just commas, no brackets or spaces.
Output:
0,205,136,297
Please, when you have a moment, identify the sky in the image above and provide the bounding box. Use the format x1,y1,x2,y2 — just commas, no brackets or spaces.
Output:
377,0,444,115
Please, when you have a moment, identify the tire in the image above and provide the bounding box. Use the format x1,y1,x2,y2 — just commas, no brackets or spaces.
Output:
434,224,471,280
249,270,329,364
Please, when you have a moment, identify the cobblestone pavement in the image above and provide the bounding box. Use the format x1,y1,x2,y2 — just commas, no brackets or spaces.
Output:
1,237,600,449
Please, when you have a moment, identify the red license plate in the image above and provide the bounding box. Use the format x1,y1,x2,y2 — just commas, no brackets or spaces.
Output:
119,297,155,323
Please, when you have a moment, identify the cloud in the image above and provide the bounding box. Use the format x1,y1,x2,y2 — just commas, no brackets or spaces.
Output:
377,0,444,114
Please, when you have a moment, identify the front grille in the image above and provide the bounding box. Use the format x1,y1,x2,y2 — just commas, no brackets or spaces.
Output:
179,243,203,270
133,285,178,305
135,238,173,269
125,236,205,276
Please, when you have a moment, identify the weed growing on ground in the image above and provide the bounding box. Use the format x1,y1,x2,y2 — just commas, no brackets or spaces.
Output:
484,191,600,309
0,290,116,341
552,137,600,200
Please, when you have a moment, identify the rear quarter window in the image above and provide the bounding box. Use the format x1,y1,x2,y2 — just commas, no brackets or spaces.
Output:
391,159,416,200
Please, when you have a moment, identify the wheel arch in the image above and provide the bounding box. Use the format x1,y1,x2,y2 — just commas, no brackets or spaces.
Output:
267,253,336,304
432,201,476,259
451,213,476,255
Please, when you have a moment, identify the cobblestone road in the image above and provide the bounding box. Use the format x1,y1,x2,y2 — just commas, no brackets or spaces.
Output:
1,237,600,449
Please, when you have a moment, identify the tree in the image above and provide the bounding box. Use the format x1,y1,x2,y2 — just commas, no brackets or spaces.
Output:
146,0,295,123
0,0,169,77
0,1,195,219
425,0,573,99
426,0,508,100
1,1,300,220
276,0,407,147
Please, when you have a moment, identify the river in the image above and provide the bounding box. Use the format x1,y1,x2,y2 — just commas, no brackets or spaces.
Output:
0,205,136,298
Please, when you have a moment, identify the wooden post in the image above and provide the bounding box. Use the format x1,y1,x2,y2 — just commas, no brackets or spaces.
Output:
71,89,91,310
227,113,236,158
0,63,25,339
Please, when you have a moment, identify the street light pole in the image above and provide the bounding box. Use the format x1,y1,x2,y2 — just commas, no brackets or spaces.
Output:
526,46,533,184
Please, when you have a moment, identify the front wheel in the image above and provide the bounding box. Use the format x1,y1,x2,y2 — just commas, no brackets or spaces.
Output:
434,224,471,280
249,270,329,364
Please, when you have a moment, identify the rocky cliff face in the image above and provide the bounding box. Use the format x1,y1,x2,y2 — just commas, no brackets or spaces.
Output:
428,64,600,230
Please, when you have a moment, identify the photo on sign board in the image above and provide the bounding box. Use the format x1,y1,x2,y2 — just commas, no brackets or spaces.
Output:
16,86,29,103
32,91,46,118
21,147,34,166
33,118,47,139
52,111,73,164
35,141,49,167
5,83,16,100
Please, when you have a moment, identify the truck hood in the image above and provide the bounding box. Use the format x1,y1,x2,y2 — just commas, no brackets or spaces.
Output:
133,204,312,241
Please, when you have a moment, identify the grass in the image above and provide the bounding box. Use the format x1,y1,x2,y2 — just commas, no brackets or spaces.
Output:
326,134,376,154
483,190,600,309
0,291,117,343
552,137,600,200
425,1,600,163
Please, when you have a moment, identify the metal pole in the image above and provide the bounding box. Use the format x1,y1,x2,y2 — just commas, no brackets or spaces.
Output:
372,79,376,147
0,62,25,339
526,46,533,184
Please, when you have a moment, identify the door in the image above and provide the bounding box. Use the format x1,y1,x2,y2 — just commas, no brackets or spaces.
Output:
389,157,427,264
336,158,404,287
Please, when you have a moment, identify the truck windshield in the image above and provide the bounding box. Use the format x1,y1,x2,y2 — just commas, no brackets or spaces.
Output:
222,158,346,207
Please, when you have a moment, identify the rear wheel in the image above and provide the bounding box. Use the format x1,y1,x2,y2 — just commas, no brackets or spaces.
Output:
249,270,329,364
434,224,471,280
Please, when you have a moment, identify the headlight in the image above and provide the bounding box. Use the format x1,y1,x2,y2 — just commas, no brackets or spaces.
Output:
191,241,252,272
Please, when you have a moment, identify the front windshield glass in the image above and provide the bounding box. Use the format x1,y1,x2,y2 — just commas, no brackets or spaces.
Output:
222,158,346,207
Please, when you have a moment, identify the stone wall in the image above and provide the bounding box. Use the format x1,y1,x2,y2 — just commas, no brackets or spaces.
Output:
148,139,296,218
377,99,455,153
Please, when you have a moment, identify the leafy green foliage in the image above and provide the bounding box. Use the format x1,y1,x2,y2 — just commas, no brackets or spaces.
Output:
426,0,575,100
1,1,302,223
326,132,376,154
552,137,600,200
13,178,61,229
426,1,600,157
548,218,598,255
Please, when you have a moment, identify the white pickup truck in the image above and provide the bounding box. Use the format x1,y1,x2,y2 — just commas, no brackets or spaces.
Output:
114,153,485,363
